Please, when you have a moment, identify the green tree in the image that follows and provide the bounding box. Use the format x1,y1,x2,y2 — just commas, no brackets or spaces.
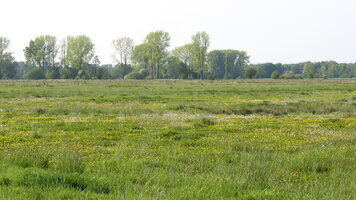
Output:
0,37,16,79
271,71,280,79
131,43,150,72
23,68,45,79
207,50,249,79
144,31,170,79
231,50,249,78
191,32,210,79
92,55,101,67
246,67,257,79
66,35,94,70
0,37,12,60
60,67,78,79
59,38,69,68
207,50,225,79
112,37,134,70
162,56,189,79
45,67,60,79
24,35,57,69
124,71,144,80
172,44,194,79
302,62,315,79
111,64,133,79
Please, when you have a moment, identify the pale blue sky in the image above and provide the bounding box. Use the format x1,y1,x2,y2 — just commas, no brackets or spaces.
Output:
1,0,356,64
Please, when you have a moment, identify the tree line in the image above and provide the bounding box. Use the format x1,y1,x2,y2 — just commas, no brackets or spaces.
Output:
0,32,355,80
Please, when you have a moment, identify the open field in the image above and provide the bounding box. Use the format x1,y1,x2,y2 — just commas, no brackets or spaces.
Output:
0,79,355,199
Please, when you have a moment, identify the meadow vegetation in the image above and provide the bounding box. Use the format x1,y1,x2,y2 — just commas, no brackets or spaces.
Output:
0,79,355,199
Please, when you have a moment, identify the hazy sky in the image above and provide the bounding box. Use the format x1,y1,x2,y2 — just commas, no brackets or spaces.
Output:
2,0,356,64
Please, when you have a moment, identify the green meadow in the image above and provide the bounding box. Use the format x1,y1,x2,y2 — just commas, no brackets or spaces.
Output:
0,79,355,199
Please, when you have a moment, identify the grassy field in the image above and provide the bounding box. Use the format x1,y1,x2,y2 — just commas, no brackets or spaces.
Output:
0,79,355,199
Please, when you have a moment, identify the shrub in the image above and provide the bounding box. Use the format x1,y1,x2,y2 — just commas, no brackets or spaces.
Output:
245,68,257,79
23,68,45,79
124,72,144,80
271,71,280,79
207,73,215,80
280,71,303,79
45,67,60,79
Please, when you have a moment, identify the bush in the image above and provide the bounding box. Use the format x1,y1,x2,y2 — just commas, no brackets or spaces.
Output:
124,72,144,80
60,67,78,79
23,68,45,79
111,64,133,79
271,71,280,79
139,68,149,77
208,73,215,80
245,68,257,79
280,71,303,79
45,67,60,79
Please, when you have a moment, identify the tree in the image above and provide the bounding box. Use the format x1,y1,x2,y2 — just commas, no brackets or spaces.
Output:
45,67,60,79
112,37,134,68
191,32,210,79
60,66,78,79
0,37,16,79
131,43,150,72
207,50,225,79
280,70,302,79
124,71,144,80
144,31,170,79
233,51,249,78
207,50,249,79
24,35,57,69
12,61,33,79
302,62,315,79
172,44,194,79
162,56,189,79
111,64,133,79
92,55,101,67
59,38,68,68
66,35,94,70
245,67,257,79
271,71,280,79
0,37,12,60
23,68,45,79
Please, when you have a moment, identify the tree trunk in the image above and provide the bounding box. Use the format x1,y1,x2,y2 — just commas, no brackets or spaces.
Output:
156,64,160,79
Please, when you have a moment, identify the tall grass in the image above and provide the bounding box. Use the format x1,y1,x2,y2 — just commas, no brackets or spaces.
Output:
0,79,354,199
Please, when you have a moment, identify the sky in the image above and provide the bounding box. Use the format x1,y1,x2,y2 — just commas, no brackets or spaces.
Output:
1,0,356,64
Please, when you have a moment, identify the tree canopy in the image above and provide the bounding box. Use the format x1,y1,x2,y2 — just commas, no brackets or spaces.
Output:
0,32,355,80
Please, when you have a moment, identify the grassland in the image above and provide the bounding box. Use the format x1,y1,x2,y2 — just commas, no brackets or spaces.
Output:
0,79,355,199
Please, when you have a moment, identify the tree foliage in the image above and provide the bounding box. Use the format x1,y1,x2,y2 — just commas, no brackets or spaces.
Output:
66,35,94,70
24,35,57,69
112,37,134,67
191,32,210,79
246,67,257,79
144,31,170,79
0,37,16,79
208,50,249,79
0,32,355,80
